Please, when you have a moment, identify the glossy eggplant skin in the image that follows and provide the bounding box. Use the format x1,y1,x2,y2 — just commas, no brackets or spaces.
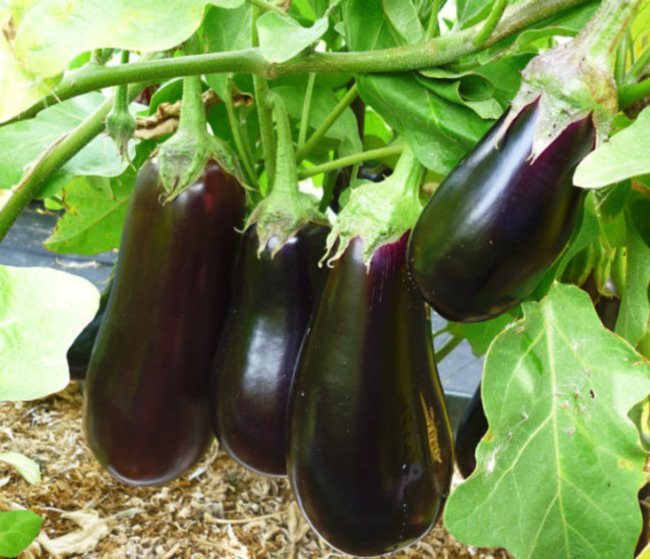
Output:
67,279,112,381
210,224,328,476
408,103,595,322
288,235,453,557
455,383,487,479
84,159,244,486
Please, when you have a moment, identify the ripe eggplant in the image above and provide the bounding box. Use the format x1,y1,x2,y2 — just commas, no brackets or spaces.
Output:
455,382,487,479
67,279,112,381
210,223,328,476
288,234,453,556
84,158,244,486
408,103,595,322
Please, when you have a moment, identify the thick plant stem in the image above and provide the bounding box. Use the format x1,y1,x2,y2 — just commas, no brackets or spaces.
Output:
298,144,404,178
252,6,276,186
269,94,298,196
297,84,358,162
0,85,145,242
177,74,206,138
224,79,258,186
7,0,593,123
298,73,317,150
577,0,641,68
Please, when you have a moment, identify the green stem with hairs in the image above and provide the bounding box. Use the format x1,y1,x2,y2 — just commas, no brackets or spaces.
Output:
0,84,145,242
296,83,358,162
298,144,404,178
298,73,317,150
6,0,594,124
224,79,258,186
619,78,650,108
473,0,508,46
252,6,276,186
269,94,298,196
426,0,442,39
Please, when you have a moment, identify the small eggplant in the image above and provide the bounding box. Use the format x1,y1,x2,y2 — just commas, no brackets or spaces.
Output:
84,159,244,486
210,224,328,476
408,103,595,322
454,383,487,479
287,234,453,556
67,279,112,381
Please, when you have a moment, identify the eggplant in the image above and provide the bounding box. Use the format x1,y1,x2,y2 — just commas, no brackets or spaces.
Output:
408,103,595,322
84,158,244,486
67,279,112,381
210,223,328,476
287,234,453,556
455,382,487,479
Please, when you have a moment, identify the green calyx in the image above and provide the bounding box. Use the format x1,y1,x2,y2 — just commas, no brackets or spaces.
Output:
505,0,641,160
106,50,135,160
245,93,326,257
322,145,425,268
158,38,243,204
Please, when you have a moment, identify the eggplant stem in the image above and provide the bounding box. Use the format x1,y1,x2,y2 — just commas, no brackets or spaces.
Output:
473,0,508,47
298,144,404,178
269,94,299,196
298,73,317,150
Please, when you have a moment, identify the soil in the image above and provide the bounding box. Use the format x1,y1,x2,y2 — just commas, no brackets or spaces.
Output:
0,385,513,559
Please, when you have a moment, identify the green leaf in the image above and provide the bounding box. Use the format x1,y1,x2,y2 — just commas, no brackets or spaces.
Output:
0,452,40,485
382,0,424,45
0,28,57,123
445,282,650,559
0,510,42,557
0,266,99,401
272,85,362,157
15,0,243,78
357,73,491,175
574,107,650,189
44,172,134,256
448,311,519,357
456,0,492,27
616,216,650,347
0,93,128,197
202,4,251,99
257,11,328,63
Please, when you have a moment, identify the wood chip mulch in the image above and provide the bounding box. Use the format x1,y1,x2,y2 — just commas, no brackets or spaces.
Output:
0,385,513,559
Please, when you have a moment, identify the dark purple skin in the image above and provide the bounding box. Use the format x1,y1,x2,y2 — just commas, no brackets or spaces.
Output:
408,103,596,322
84,158,244,486
210,223,328,477
455,382,487,479
287,234,453,556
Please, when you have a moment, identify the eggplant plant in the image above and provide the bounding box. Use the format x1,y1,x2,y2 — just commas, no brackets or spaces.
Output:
0,0,648,557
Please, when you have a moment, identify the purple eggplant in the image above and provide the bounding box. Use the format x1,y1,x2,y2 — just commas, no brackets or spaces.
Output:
84,158,244,486
210,223,328,476
287,234,453,556
408,103,595,322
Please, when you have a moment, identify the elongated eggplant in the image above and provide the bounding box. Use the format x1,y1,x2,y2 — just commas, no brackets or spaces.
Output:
210,223,328,476
455,383,487,479
84,158,244,486
288,234,453,556
408,103,595,322
67,279,112,381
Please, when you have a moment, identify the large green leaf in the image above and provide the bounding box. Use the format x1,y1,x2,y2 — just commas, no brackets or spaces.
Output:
44,172,134,255
0,93,128,197
257,10,329,63
0,511,42,557
0,266,99,401
574,107,650,189
14,0,243,78
445,282,650,559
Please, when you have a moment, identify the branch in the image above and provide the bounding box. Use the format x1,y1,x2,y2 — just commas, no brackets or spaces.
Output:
8,0,594,123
